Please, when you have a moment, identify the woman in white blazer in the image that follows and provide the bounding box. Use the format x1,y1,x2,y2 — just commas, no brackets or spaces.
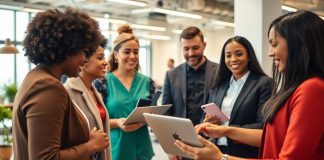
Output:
64,42,111,160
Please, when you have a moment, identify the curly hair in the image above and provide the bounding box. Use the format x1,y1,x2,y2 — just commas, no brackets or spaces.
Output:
24,8,105,65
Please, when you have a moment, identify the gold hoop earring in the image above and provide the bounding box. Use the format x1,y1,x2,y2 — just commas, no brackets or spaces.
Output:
114,58,118,63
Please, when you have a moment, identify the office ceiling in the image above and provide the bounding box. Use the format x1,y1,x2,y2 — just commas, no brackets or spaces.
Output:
0,0,323,32
284,0,324,15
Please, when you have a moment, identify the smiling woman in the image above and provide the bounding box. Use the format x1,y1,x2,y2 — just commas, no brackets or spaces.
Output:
94,24,156,160
224,41,249,80
267,27,288,73
12,8,109,160
64,40,112,160
175,10,324,160
203,36,273,158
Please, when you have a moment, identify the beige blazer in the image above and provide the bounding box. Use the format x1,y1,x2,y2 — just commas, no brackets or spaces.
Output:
64,77,111,160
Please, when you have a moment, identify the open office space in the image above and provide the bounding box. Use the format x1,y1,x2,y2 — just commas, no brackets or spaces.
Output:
1,0,323,160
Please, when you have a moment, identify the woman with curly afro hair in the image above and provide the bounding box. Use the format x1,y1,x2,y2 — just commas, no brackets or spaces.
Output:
13,8,109,160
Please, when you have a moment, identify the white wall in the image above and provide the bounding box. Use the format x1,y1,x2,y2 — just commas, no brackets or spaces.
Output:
151,27,234,87
204,28,234,64
150,36,180,87
234,0,281,76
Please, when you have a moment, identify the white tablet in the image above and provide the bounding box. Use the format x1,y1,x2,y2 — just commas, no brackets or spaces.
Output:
122,104,172,125
143,113,204,159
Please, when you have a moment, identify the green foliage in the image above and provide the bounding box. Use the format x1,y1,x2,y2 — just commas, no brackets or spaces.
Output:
0,107,12,121
3,83,17,102
0,106,13,146
0,95,4,104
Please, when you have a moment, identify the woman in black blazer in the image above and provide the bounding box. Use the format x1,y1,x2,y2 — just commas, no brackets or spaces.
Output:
203,36,273,158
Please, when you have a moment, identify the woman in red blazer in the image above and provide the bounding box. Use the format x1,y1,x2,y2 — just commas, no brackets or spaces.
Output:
175,10,324,160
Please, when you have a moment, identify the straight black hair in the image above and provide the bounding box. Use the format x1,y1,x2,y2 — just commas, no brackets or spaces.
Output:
213,36,266,88
262,10,324,123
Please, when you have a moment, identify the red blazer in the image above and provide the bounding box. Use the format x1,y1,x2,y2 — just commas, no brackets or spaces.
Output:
260,77,324,160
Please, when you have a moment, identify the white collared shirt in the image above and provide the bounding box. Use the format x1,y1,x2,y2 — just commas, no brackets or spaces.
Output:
217,71,250,146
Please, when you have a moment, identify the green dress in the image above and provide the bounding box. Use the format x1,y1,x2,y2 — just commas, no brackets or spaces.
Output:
106,72,154,160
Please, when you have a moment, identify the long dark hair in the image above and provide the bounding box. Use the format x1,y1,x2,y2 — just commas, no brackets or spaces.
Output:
262,10,324,123
213,36,265,87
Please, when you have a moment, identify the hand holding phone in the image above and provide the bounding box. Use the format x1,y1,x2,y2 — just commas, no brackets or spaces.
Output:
204,115,221,124
136,90,162,107
136,99,152,107
151,90,162,105
201,103,229,123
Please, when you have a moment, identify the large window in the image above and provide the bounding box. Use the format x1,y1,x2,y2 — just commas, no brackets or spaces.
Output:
0,10,14,41
16,11,31,85
139,40,151,75
0,8,152,88
0,9,16,87
0,49,15,87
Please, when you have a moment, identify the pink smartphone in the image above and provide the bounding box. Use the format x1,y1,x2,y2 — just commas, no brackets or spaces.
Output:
201,103,229,123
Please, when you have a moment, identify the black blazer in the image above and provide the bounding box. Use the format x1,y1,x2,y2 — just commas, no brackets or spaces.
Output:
208,73,273,158
162,59,219,121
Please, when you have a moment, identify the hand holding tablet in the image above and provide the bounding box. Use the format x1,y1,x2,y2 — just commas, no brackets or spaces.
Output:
118,118,143,132
144,113,204,159
122,104,172,125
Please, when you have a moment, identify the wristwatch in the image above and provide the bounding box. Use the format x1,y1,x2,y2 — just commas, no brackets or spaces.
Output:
220,154,229,160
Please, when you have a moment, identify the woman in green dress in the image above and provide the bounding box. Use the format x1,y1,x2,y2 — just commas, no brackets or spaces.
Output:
94,24,155,160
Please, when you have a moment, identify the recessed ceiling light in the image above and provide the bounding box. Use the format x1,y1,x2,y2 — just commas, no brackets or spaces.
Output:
131,24,166,32
106,0,147,7
141,34,171,40
212,20,235,27
132,8,202,19
281,5,297,12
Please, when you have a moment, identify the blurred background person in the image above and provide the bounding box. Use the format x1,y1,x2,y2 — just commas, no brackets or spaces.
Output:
167,58,175,70
202,36,273,158
64,40,111,160
94,24,155,160
12,8,109,160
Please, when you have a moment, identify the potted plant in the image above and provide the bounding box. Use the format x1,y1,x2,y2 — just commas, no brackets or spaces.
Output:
0,106,13,160
3,83,17,103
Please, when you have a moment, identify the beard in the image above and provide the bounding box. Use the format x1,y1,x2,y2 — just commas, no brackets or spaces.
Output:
185,54,204,67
